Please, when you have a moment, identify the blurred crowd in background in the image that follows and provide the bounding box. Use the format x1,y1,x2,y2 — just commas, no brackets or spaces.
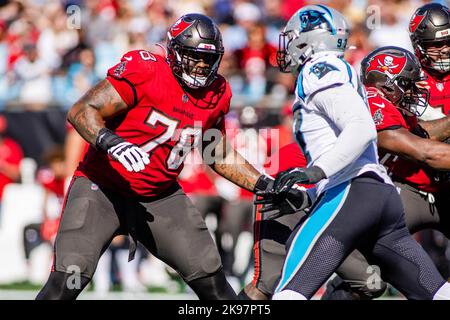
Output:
0,0,449,297
1,0,448,111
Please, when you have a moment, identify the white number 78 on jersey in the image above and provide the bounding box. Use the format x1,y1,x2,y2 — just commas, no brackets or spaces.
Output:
141,110,202,170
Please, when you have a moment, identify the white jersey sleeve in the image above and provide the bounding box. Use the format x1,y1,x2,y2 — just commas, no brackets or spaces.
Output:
311,83,377,177
292,53,391,196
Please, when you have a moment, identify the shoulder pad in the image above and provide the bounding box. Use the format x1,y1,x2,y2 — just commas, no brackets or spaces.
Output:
108,50,162,83
299,56,355,100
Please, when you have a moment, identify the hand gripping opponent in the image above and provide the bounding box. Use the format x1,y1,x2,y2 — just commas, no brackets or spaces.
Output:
253,174,311,219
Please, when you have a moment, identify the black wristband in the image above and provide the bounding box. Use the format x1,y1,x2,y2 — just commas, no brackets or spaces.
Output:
253,174,273,193
95,127,125,152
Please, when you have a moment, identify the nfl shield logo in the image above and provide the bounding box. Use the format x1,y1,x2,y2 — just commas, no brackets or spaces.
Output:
182,94,188,103
437,82,444,92
113,61,127,77
373,109,384,126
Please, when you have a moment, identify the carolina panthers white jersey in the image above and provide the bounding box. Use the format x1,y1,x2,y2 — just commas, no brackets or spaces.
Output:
293,52,392,198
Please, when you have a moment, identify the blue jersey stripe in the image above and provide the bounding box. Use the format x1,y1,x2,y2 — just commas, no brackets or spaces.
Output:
275,181,350,292
297,70,306,101
339,58,353,86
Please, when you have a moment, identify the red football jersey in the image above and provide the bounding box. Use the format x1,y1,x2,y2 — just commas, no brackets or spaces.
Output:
366,87,438,192
75,50,231,197
422,69,450,115
264,142,307,176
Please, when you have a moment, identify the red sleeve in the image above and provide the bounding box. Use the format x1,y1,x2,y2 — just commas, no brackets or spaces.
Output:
368,94,407,131
265,143,307,176
106,50,159,107
4,139,23,165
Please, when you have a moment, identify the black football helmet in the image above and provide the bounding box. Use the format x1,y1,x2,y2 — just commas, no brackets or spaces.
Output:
360,46,429,117
409,3,450,74
167,13,224,89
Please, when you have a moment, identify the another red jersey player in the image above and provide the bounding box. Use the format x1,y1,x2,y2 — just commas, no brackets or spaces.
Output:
323,46,450,300
409,3,450,116
238,142,310,300
36,13,306,300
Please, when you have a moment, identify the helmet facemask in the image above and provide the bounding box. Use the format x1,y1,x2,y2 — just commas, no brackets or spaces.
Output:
417,38,450,73
170,43,223,89
385,76,430,117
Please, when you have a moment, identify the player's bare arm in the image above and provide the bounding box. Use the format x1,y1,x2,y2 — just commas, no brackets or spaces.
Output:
208,133,261,191
67,79,149,173
419,116,450,141
378,127,450,170
67,79,128,145
209,134,310,215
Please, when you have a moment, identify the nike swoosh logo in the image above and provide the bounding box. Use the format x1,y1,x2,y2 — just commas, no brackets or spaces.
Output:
372,102,385,108
124,56,132,61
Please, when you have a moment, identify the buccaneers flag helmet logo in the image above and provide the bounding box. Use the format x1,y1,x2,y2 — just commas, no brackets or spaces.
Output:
366,53,407,78
409,11,426,33
169,17,194,38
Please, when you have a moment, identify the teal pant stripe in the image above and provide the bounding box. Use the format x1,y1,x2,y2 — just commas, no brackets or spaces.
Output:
275,181,350,292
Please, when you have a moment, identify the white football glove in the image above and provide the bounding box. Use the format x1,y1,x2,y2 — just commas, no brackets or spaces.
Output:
108,142,150,172
96,128,150,173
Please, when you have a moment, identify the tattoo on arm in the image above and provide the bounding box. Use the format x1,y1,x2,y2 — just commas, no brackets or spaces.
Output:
419,116,450,142
209,135,261,191
67,79,128,145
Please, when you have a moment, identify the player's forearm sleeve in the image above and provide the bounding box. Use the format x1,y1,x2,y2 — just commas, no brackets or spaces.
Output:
312,84,377,177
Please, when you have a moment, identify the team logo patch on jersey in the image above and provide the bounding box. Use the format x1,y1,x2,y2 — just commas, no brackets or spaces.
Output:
366,53,407,78
373,109,384,125
114,61,127,77
409,11,426,33
309,62,338,79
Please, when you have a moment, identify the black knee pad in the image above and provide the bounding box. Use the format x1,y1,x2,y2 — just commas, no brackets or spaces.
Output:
187,268,237,300
35,271,90,300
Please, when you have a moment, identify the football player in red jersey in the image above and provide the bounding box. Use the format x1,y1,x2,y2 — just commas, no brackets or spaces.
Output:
409,3,450,116
322,46,450,300
36,13,307,300
238,142,310,300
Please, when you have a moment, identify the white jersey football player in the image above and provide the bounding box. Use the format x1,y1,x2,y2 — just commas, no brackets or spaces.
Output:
259,5,450,300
